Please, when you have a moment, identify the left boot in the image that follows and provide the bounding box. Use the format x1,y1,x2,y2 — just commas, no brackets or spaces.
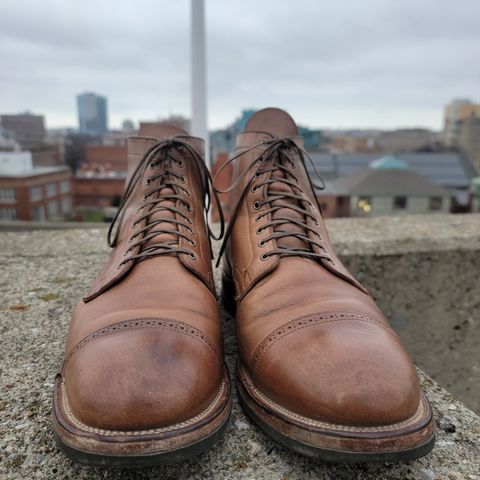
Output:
52,125,231,466
216,108,435,463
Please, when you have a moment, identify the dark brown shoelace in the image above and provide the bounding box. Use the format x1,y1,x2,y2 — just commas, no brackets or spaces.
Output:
107,137,224,266
214,137,331,267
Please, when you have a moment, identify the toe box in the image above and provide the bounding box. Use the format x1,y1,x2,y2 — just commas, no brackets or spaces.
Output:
63,319,223,431
250,314,420,427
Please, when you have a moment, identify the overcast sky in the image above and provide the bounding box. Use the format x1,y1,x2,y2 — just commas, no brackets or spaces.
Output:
1,0,479,131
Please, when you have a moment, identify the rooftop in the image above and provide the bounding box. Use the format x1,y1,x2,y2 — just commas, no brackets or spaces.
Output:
334,168,452,196
0,165,70,179
308,152,478,190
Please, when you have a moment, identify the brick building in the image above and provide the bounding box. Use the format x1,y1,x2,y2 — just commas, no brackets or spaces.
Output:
72,144,128,209
84,144,127,171
0,152,72,221
74,172,126,208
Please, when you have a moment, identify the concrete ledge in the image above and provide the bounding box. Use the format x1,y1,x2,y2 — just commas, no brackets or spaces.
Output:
1,214,479,478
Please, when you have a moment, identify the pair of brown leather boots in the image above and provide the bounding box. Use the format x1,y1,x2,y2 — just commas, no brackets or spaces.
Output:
52,108,435,466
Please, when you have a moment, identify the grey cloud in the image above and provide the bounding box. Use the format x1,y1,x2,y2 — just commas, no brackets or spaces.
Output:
0,0,479,129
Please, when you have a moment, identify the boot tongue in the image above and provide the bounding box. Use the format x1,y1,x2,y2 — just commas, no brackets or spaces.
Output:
267,154,309,251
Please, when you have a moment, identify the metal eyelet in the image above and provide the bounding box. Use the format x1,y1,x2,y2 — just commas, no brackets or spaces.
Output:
177,160,184,168
251,185,258,193
256,226,264,235
189,252,197,260
253,200,260,210
185,203,192,212
258,239,266,247
189,239,197,247
260,253,269,261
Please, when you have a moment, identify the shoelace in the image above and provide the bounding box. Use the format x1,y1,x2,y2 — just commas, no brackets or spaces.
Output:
213,137,331,267
107,137,224,266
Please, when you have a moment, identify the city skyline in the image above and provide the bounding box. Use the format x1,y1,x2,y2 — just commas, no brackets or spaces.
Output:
1,1,479,130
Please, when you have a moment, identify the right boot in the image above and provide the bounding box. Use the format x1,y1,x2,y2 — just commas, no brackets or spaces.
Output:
52,124,232,466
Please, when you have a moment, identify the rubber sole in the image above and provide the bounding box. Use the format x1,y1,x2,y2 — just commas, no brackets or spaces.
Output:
52,372,232,467
237,365,435,463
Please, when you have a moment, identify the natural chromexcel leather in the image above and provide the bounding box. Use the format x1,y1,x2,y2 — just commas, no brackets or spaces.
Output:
220,108,424,428
59,125,227,432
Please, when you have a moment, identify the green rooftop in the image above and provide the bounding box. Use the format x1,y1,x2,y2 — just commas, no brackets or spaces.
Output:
370,155,409,171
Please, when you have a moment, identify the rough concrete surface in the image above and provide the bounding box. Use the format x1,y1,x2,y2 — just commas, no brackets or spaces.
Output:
328,214,480,413
1,213,479,479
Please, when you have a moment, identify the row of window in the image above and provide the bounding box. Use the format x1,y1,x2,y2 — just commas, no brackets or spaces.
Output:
0,196,72,221
0,188,15,202
30,180,70,201
0,181,70,204
358,196,444,212
0,207,16,220
31,197,72,220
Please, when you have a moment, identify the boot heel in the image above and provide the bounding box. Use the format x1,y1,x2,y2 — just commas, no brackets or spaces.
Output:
221,273,236,318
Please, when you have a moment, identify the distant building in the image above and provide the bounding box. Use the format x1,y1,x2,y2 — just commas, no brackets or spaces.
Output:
331,134,380,153
310,151,478,213
122,119,135,132
73,171,126,209
84,144,127,172
73,144,127,209
443,98,480,148
331,156,452,217
77,92,108,135
458,113,480,169
64,132,102,172
0,113,46,149
378,129,437,153
139,115,190,135
0,151,72,221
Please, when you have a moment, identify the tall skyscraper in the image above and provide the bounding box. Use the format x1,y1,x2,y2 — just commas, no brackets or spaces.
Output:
77,92,108,135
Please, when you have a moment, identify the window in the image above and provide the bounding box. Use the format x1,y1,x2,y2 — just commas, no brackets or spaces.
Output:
47,200,59,218
358,196,372,213
31,204,45,221
0,187,16,202
430,197,443,211
30,186,43,201
61,196,72,214
393,196,407,210
0,207,16,220
46,183,57,197
60,180,70,194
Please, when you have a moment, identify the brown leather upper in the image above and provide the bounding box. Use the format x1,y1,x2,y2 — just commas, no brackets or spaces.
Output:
60,125,225,431
221,108,421,427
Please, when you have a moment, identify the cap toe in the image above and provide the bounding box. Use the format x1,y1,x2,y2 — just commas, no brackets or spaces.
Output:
251,315,420,427
64,322,222,431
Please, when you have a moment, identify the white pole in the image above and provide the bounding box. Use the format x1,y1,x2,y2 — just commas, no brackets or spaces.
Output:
191,0,209,167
